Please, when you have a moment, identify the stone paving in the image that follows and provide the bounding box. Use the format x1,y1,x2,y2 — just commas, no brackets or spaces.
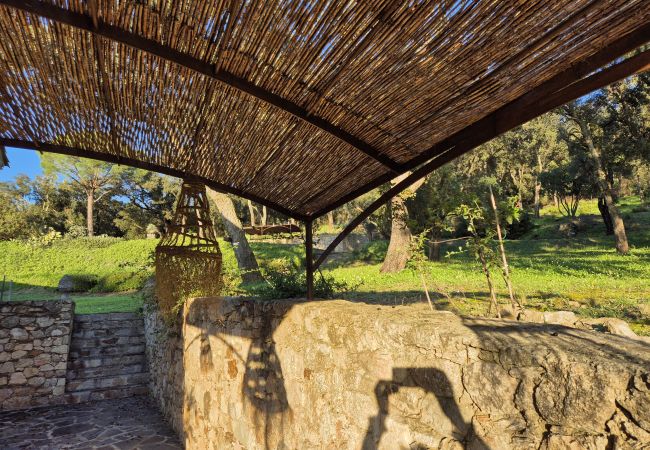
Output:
0,396,182,449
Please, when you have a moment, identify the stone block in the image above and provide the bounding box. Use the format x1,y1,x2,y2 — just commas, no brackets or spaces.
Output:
14,343,33,351
36,317,54,328
11,350,27,359
23,367,40,378
543,310,577,327
9,372,27,385
10,328,29,341
0,361,14,373
2,396,31,410
28,376,45,387
1,316,19,328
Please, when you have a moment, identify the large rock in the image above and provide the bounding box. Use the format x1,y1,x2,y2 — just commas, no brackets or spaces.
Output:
145,298,650,449
543,310,577,327
601,318,638,338
57,275,96,293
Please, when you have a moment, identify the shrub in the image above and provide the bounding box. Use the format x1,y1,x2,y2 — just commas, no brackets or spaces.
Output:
60,274,98,292
253,258,358,299
65,225,87,239
506,211,534,239
352,240,388,263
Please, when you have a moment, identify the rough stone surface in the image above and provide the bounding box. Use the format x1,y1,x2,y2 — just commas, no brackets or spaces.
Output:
64,313,150,404
144,298,650,449
599,318,638,338
542,310,577,327
0,301,73,411
0,396,181,449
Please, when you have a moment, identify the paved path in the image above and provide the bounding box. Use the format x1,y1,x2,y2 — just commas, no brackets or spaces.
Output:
0,396,182,449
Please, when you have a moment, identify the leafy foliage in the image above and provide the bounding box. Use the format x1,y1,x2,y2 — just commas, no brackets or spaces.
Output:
252,258,358,299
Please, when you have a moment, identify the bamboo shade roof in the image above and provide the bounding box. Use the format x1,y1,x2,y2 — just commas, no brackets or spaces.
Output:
0,1,648,219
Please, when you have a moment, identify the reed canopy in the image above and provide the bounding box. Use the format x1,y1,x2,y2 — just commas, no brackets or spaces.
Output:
0,1,648,220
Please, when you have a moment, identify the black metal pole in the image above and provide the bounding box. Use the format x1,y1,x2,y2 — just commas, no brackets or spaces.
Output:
305,219,314,300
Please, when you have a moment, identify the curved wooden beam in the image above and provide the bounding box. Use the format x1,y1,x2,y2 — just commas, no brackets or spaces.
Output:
310,25,650,219
0,139,308,221
0,0,402,172
312,48,650,269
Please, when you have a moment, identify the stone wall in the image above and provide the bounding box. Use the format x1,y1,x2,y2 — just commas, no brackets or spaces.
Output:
145,297,650,449
0,301,74,410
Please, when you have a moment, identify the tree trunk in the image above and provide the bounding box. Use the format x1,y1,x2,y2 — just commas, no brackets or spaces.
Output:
327,211,335,228
428,230,441,261
380,195,412,273
209,190,263,283
533,179,542,218
261,205,267,226
380,173,426,273
517,167,524,208
597,196,614,235
86,189,94,237
247,200,256,227
534,154,543,218
576,118,629,254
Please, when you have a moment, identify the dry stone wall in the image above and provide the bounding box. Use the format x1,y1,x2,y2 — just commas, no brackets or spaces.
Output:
0,301,74,410
145,297,650,449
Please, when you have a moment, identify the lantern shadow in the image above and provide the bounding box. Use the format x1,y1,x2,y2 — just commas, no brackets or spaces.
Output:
184,297,293,450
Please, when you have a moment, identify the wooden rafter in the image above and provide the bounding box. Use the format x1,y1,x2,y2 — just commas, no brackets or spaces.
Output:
0,0,402,172
311,25,650,219
0,138,307,221
312,47,650,270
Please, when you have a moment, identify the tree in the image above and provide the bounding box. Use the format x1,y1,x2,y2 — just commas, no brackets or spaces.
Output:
0,146,8,168
41,154,122,237
207,190,263,283
407,165,466,260
115,168,178,238
380,173,426,273
560,72,650,254
539,156,595,218
488,184,521,312
453,202,501,318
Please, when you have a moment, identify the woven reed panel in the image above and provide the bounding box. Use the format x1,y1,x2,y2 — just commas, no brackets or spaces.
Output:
0,1,649,216
155,180,222,322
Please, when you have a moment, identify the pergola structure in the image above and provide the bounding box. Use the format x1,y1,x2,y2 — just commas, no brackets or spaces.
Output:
0,1,649,298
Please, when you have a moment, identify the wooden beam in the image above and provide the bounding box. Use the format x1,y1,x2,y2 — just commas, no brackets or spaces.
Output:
311,25,650,219
312,48,650,269
1,139,308,221
0,0,402,172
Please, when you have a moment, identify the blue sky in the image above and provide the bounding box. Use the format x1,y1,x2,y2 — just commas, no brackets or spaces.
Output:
0,147,43,182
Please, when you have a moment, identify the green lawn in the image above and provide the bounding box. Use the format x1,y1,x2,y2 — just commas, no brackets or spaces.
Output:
5,291,143,314
0,197,648,333
323,198,650,334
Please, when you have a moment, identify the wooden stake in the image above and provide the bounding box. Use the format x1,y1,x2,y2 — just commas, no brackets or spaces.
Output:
305,220,314,300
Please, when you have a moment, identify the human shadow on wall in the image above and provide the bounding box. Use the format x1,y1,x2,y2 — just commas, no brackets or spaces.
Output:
184,297,293,450
361,367,489,450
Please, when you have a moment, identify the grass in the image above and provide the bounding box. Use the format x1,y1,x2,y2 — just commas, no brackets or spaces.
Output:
4,291,143,314
324,197,650,335
0,197,648,334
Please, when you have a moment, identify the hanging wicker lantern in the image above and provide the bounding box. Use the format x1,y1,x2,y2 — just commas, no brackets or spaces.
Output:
155,180,222,322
